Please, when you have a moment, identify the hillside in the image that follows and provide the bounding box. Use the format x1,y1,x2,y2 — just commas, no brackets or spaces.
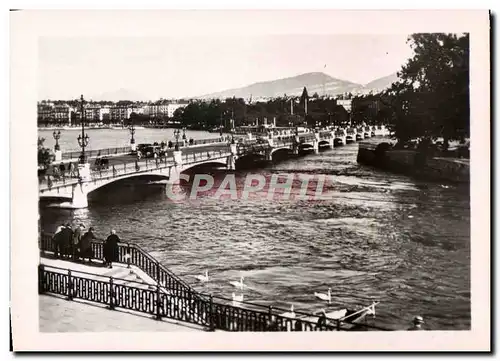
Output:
362,72,400,94
91,88,148,102
196,72,362,100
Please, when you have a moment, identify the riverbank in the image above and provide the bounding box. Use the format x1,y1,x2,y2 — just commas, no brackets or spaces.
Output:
357,140,469,183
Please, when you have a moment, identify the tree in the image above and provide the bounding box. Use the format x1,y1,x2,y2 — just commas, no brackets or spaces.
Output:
386,33,469,147
38,137,54,169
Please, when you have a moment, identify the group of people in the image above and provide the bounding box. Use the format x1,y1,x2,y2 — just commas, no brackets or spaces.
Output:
51,224,121,268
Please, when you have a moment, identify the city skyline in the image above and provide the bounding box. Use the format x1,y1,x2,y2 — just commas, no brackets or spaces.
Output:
38,34,414,101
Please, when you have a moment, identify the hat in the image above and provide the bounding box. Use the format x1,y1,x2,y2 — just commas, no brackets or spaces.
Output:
79,224,85,228
413,316,424,324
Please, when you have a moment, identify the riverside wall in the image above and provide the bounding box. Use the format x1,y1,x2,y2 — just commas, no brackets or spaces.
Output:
357,141,469,183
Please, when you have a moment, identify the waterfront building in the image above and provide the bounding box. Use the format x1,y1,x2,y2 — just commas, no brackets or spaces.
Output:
84,103,101,123
167,102,188,117
110,106,134,122
37,101,74,125
337,99,352,113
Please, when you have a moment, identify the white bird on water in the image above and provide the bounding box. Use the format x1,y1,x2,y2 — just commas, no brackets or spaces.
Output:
314,288,332,304
195,271,209,282
280,304,296,319
232,293,244,305
230,276,245,290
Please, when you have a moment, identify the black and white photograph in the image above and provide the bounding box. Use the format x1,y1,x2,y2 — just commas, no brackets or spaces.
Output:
9,8,490,352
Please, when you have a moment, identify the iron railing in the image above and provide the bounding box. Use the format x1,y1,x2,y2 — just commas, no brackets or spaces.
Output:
62,147,132,161
39,149,232,193
40,233,202,302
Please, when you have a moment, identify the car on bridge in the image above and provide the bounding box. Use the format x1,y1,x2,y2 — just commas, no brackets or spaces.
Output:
137,144,165,159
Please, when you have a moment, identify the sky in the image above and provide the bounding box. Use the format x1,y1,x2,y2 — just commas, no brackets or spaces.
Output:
38,34,414,101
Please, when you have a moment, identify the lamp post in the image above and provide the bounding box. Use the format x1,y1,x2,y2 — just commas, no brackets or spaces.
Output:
219,110,224,137
182,127,187,143
174,128,180,151
77,95,90,164
128,121,136,151
52,130,61,151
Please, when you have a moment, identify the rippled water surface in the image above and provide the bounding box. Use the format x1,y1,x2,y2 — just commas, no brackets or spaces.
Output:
40,135,470,331
38,128,224,152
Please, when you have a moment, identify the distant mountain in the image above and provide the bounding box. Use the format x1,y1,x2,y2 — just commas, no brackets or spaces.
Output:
196,72,362,100
91,88,147,102
362,72,400,94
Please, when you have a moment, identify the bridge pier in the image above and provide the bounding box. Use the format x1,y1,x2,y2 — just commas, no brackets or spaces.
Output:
54,150,62,162
71,182,89,208
166,150,184,184
227,143,238,170
77,163,92,181
293,135,300,155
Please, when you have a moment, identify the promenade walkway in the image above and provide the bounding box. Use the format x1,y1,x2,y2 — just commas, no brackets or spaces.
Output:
39,295,204,332
39,256,207,332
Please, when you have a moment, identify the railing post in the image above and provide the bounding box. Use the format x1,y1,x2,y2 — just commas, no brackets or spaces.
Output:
67,269,73,301
268,305,274,331
336,319,341,331
127,243,131,268
38,264,45,294
209,294,214,331
155,283,162,320
156,262,160,283
109,277,115,310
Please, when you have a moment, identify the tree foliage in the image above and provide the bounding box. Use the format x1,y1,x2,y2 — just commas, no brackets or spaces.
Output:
37,137,54,169
385,33,469,145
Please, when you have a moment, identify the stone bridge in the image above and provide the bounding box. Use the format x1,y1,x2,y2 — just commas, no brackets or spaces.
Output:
39,126,390,208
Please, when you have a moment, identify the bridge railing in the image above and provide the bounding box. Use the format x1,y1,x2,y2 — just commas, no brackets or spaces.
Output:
39,262,388,332
62,147,132,161
236,143,271,155
182,149,230,164
39,149,233,193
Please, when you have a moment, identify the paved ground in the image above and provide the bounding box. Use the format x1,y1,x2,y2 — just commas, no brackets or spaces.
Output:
39,295,205,332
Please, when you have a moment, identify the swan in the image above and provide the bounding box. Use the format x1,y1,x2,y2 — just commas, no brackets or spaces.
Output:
280,304,296,319
195,271,209,282
314,288,332,303
229,276,245,289
232,293,244,305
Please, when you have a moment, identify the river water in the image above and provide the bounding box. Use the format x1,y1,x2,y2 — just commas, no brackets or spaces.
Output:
38,128,224,152
39,129,470,331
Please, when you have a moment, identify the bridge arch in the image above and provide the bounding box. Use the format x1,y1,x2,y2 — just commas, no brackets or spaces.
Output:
269,146,293,157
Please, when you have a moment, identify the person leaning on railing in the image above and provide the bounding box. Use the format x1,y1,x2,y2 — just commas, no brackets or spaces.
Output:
80,227,96,264
104,230,120,268
72,223,85,261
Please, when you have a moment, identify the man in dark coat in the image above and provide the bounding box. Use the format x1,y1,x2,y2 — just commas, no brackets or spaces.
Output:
60,223,74,259
104,229,120,268
72,224,85,261
80,227,96,264
52,224,65,258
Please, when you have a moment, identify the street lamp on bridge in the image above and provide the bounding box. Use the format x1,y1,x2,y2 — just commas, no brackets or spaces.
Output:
173,128,181,151
128,121,136,145
52,130,61,151
182,127,187,143
77,94,90,164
